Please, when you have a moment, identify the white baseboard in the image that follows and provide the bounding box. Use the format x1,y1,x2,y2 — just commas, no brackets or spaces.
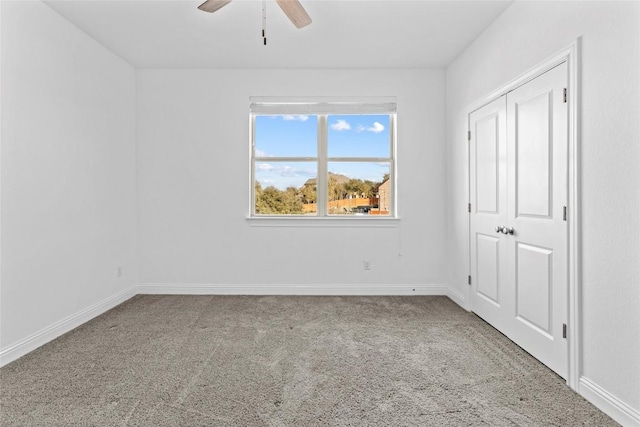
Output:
446,286,466,309
579,377,640,426
0,285,137,368
137,283,448,296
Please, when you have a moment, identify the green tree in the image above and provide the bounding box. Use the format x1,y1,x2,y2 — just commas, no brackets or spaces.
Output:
328,176,344,201
283,186,304,213
344,179,366,197
254,182,269,213
300,183,317,204
255,182,304,214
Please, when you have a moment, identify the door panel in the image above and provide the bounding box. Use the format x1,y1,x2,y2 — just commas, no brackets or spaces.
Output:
516,242,553,335
477,234,500,304
516,92,552,218
469,62,568,379
476,115,500,213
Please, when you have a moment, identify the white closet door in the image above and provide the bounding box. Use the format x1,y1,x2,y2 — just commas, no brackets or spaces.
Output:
469,96,509,335
469,62,568,378
506,62,568,378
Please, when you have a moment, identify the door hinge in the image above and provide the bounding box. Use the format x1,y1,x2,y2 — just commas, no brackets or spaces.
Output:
467,130,471,141
563,206,567,221
468,275,472,285
468,203,471,213
563,88,567,103
562,323,567,339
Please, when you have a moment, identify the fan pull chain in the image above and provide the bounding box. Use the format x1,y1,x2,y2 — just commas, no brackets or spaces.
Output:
262,0,267,45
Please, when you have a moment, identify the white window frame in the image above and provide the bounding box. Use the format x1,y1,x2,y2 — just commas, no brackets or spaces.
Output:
248,97,398,226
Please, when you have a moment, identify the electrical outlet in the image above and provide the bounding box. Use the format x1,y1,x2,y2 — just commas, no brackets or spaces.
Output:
363,260,371,271
117,266,122,277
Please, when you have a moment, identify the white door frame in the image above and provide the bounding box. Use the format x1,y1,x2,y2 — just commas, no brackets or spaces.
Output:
464,39,581,390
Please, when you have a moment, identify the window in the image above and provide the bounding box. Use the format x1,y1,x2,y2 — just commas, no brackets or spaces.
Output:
250,99,396,218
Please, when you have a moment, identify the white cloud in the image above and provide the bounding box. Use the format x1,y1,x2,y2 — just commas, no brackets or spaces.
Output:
255,149,272,157
282,114,309,122
281,165,295,175
356,122,386,133
330,119,351,131
256,163,274,171
368,122,385,133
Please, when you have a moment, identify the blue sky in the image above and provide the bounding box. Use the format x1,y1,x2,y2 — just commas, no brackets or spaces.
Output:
255,114,391,190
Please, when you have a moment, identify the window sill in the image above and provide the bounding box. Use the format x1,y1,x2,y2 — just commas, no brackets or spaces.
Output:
246,216,400,228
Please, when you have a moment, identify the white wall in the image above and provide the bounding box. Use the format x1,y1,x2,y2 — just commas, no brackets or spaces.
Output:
0,1,137,360
446,1,640,422
136,69,446,290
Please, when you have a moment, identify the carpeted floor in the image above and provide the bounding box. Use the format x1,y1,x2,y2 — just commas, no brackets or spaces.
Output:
1,295,616,426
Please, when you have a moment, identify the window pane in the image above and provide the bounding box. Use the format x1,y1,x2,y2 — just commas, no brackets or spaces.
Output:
327,114,390,158
327,162,390,216
255,115,317,158
255,161,317,215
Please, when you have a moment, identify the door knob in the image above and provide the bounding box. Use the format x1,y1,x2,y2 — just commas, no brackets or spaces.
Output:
502,226,514,235
495,225,504,233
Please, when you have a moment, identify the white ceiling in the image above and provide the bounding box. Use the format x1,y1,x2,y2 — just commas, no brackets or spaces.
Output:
44,0,513,69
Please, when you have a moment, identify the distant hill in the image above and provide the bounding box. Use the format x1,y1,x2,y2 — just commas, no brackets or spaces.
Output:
302,172,351,188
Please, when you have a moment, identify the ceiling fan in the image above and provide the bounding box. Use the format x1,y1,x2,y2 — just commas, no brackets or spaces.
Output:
198,0,312,29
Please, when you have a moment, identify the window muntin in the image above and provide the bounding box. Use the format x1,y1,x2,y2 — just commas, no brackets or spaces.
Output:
251,103,395,218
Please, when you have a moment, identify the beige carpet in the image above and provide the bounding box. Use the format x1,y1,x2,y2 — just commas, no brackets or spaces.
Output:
1,295,616,426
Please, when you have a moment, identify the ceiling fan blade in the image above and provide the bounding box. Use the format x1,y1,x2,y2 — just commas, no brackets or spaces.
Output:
275,0,312,29
198,0,232,13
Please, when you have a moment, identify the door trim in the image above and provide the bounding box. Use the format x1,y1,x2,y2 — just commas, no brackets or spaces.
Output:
465,39,581,390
